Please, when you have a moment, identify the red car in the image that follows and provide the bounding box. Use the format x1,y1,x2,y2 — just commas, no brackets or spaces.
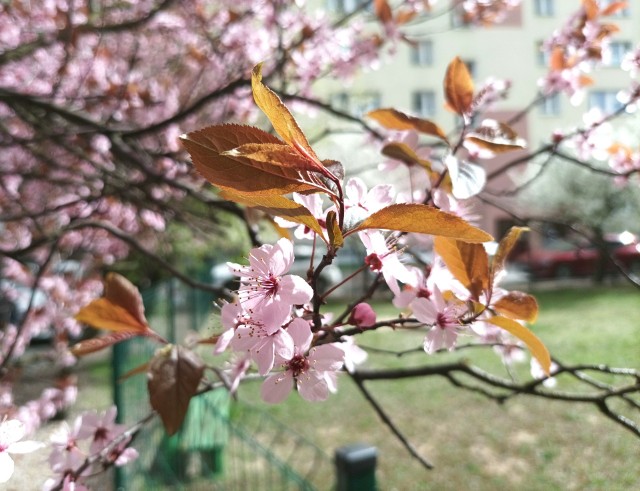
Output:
512,233,640,280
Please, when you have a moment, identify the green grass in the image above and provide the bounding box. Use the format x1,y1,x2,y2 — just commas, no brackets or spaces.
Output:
237,285,640,490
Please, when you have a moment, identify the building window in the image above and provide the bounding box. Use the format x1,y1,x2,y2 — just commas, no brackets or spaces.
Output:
326,0,367,14
605,41,632,67
411,41,434,66
412,91,436,118
534,0,554,16
536,41,550,66
540,93,560,116
331,92,381,118
600,0,630,17
588,90,623,114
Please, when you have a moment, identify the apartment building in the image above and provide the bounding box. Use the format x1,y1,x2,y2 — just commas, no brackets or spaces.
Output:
309,0,639,239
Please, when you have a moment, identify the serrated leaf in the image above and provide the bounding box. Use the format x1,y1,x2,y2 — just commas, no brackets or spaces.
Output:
444,57,474,116
181,124,326,196
367,108,449,143
218,190,326,241
222,143,324,173
70,331,139,357
326,210,344,250
75,273,150,334
148,345,205,436
492,226,529,279
346,203,493,243
433,237,490,300
251,63,320,163
381,142,432,171
488,315,550,375
493,291,539,323
104,272,148,327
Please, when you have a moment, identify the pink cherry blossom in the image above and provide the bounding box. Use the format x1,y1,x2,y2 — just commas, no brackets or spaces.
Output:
412,287,465,354
78,406,125,454
344,177,395,223
261,319,344,404
229,238,313,322
359,230,413,296
231,317,295,376
0,418,44,483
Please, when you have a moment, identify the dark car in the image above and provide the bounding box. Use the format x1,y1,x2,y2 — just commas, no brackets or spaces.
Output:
512,232,640,280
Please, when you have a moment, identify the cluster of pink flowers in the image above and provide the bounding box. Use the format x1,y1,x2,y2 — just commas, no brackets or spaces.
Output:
43,406,138,490
215,238,345,404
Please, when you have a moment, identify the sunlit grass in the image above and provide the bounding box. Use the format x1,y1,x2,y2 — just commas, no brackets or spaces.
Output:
238,285,640,490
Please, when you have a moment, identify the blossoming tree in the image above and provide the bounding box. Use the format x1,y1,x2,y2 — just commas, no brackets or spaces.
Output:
1,0,640,488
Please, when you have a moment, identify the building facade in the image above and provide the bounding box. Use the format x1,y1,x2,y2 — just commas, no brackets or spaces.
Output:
308,0,639,240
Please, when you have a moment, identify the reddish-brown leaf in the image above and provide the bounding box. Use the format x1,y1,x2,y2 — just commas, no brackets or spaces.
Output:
465,119,526,155
104,272,148,327
367,108,449,143
444,57,475,116
75,273,150,334
549,46,566,70
600,1,628,16
346,203,493,243
583,0,599,20
488,316,550,375
251,64,320,164
433,237,490,300
493,291,539,323
381,142,432,171
70,331,139,357
218,191,326,241
222,143,323,173
148,345,205,436
492,226,529,279
326,210,344,250
374,0,393,23
181,124,325,196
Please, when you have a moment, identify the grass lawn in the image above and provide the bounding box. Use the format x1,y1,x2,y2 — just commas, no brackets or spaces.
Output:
237,285,640,490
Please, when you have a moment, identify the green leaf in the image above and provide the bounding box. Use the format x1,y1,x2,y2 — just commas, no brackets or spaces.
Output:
488,315,551,375
346,203,493,243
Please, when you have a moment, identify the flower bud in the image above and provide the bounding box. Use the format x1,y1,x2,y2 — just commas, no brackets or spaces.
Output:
348,303,376,329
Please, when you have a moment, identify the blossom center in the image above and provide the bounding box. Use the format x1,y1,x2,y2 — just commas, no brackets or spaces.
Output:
287,354,310,377
436,311,457,330
365,253,383,272
259,273,279,297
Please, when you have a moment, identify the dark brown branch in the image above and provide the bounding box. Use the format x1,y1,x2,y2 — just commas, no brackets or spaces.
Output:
349,371,434,470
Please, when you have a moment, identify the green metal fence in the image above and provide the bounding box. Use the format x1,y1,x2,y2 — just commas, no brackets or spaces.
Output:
112,278,334,490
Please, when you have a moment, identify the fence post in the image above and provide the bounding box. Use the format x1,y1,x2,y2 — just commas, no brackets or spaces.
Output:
335,444,377,491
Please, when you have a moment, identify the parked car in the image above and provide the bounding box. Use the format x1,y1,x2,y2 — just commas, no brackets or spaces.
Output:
512,232,640,280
